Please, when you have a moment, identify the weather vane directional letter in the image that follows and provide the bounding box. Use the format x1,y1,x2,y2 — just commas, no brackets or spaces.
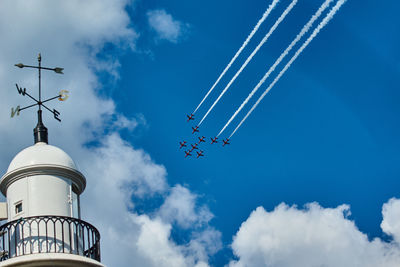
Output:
12,53,69,143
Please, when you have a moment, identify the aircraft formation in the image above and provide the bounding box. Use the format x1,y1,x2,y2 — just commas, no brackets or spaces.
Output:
180,0,346,158
181,114,231,158
180,127,229,158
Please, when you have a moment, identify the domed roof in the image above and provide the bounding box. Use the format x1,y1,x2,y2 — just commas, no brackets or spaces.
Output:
1,142,86,196
7,142,77,173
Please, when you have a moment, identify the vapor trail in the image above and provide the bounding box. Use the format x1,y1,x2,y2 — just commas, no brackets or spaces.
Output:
198,0,298,126
192,0,280,115
229,0,347,139
217,0,334,137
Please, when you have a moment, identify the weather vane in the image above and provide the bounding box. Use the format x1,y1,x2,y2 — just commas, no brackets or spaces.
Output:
11,53,69,144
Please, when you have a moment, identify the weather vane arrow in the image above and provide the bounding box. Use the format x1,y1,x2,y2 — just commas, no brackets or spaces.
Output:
11,53,69,144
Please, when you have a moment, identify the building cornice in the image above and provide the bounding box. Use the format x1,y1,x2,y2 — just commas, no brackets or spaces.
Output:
0,164,86,196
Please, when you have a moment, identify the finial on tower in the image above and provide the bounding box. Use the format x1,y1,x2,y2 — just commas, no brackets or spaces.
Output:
11,53,69,144
34,110,48,143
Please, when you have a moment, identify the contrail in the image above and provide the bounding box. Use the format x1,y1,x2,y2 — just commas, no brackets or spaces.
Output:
229,0,347,139
192,0,280,115
217,0,334,137
198,0,298,126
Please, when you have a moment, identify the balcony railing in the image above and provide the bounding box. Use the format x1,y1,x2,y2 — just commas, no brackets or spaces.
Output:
0,215,100,262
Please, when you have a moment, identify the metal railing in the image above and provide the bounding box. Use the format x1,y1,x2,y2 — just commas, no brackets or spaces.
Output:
0,215,100,262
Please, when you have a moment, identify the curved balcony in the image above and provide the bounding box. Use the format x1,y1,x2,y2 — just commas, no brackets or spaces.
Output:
0,215,100,262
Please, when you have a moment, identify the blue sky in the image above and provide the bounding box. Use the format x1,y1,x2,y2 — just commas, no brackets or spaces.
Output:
112,0,400,264
125,0,396,238
1,0,400,266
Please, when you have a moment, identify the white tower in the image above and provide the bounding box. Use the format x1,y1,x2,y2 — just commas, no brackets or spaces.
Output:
0,55,105,266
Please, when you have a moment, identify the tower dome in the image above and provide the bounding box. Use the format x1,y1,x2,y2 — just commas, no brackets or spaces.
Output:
7,142,77,172
1,142,86,197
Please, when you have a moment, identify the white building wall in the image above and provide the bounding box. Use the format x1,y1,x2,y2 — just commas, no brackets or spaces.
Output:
6,175,71,219
6,178,28,220
27,175,70,217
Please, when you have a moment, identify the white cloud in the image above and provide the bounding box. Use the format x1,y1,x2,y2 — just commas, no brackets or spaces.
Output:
147,9,189,43
112,113,146,132
381,198,400,243
187,228,222,263
137,215,189,266
159,184,213,229
81,133,168,202
136,215,212,267
229,202,400,267
0,1,220,266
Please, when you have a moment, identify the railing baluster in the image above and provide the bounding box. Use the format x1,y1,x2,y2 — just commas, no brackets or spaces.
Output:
61,220,65,253
79,227,86,255
21,221,24,256
91,230,95,259
87,226,91,257
45,220,49,253
37,219,41,253
53,220,56,253
29,220,32,254
13,224,17,257
1,228,5,259
75,223,79,255
68,220,72,254
8,226,11,258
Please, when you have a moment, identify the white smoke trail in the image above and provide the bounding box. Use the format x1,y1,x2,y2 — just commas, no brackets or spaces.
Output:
229,0,347,139
217,0,334,137
192,0,280,115
198,0,298,126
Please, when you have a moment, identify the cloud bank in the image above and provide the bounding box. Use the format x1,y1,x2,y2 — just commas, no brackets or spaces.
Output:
229,201,400,267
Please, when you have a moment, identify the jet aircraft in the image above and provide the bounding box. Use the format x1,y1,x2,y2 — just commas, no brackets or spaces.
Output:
185,151,192,158
192,126,199,134
211,137,218,144
222,139,230,146
190,144,198,151
187,114,194,122
198,136,205,143
196,150,204,158
179,141,187,149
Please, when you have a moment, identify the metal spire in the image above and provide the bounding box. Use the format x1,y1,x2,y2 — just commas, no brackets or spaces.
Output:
12,53,69,144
